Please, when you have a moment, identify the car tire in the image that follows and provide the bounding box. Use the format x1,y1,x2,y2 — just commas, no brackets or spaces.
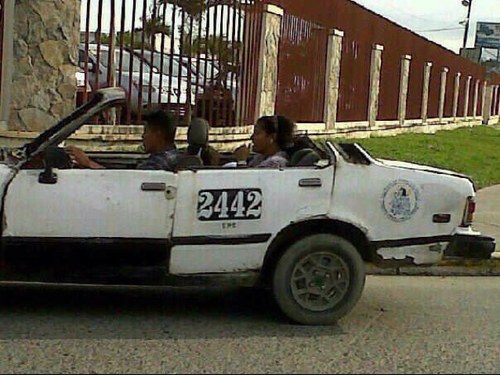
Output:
272,234,365,325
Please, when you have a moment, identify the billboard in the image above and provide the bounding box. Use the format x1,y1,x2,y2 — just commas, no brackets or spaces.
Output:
460,47,482,63
475,22,500,49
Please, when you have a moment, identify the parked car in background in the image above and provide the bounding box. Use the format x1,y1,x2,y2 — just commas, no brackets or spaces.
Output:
75,69,91,108
133,50,237,127
132,50,202,94
79,45,191,119
187,56,238,127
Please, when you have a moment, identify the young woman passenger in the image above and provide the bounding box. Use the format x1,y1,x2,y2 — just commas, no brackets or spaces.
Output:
234,115,295,168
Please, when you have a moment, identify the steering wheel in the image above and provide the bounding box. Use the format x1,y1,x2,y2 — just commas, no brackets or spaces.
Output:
45,146,74,169
21,147,73,170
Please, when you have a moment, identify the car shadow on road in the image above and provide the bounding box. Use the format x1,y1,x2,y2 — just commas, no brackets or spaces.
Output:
0,283,345,340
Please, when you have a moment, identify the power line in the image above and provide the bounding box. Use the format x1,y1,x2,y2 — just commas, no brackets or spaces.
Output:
417,27,464,33
372,0,462,29
379,1,459,27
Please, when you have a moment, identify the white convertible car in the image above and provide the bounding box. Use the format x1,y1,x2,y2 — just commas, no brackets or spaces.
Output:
0,88,495,325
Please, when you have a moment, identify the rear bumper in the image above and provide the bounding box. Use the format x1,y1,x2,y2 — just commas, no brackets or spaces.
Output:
444,234,496,259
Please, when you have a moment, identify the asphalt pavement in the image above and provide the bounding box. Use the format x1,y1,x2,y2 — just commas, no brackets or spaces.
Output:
0,277,498,373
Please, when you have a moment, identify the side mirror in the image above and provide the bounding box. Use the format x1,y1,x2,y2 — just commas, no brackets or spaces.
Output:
38,147,71,184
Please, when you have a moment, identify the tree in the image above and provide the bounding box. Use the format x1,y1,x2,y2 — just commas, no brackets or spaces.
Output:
143,0,255,122
142,11,172,43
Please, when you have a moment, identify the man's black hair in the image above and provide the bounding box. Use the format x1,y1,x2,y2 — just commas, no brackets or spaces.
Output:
143,110,176,142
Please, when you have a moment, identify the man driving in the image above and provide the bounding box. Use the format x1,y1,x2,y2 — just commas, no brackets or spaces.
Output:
66,110,179,171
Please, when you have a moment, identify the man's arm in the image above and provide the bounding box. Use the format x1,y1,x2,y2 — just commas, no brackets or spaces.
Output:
66,145,105,169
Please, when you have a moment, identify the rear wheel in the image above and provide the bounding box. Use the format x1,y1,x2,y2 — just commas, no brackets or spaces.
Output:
272,234,365,325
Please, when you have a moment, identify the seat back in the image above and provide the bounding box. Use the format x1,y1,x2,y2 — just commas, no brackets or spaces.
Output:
290,148,320,167
176,155,203,170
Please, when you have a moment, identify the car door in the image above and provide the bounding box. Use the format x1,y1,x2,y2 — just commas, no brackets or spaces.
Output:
169,166,335,275
2,168,178,279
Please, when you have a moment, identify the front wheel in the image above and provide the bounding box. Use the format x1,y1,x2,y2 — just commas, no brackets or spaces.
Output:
272,234,366,325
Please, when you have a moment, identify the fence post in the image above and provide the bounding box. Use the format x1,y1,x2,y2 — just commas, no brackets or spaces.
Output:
481,81,487,120
421,62,432,124
493,85,499,117
473,79,480,119
398,54,411,126
438,67,449,123
0,0,14,130
497,87,500,121
463,75,472,119
324,29,344,130
482,83,492,125
254,4,283,121
368,44,384,128
452,72,461,121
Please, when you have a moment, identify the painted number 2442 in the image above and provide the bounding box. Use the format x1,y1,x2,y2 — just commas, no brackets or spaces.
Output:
197,189,262,221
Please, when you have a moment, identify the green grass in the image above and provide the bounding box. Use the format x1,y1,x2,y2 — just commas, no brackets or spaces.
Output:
331,125,500,189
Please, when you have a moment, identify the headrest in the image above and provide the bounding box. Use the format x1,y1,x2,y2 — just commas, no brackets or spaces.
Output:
290,148,320,167
188,118,209,147
296,150,320,166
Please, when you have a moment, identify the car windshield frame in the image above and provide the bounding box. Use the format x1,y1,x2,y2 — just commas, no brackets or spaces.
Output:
20,88,126,162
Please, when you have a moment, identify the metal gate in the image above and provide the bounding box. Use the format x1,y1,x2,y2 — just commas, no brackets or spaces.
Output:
80,0,261,127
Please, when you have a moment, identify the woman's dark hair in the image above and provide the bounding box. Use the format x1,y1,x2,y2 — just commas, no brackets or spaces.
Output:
256,115,295,150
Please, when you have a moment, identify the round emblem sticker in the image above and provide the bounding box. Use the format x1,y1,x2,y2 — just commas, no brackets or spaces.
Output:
382,180,420,222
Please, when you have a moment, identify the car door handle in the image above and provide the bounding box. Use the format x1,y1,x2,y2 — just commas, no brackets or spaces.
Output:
141,182,166,191
299,178,322,187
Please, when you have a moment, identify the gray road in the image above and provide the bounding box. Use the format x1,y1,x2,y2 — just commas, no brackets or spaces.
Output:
0,276,498,374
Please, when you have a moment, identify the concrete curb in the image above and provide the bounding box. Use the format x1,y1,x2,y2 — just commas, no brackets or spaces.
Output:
366,259,500,277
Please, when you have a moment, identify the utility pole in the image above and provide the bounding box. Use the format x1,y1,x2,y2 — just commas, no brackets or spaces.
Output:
462,0,473,49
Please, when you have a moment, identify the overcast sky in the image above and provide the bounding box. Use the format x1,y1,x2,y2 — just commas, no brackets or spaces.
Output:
82,0,500,56
352,0,500,55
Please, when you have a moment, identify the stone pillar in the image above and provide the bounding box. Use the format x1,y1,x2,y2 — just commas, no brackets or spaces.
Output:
482,83,493,125
421,62,432,124
324,29,344,130
438,67,449,123
255,4,283,121
368,44,384,128
452,72,461,121
398,55,411,126
9,0,80,132
463,76,472,119
473,79,480,119
0,1,15,129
